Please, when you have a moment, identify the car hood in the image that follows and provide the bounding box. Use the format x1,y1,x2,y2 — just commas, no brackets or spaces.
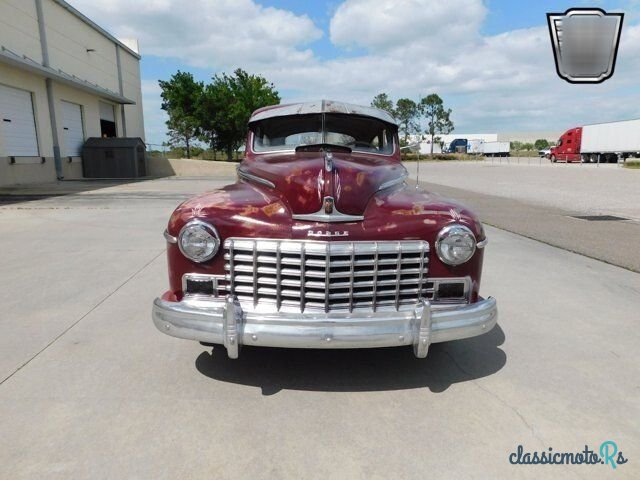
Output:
238,151,407,216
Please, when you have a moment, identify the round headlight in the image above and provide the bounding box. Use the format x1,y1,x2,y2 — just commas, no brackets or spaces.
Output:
435,224,477,266
178,220,220,263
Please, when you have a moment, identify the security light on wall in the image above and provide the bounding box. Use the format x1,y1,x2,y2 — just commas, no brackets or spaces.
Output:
86,48,95,53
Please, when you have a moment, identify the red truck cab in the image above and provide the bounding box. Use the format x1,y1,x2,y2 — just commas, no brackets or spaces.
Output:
549,127,582,163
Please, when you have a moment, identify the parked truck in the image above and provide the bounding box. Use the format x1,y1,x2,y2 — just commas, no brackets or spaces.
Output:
447,138,468,153
444,138,486,154
481,141,510,157
550,118,640,163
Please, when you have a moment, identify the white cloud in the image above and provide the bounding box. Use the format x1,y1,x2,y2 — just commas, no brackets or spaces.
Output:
68,0,321,68
330,0,486,54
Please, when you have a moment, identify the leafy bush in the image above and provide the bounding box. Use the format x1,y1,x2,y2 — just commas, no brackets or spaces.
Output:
624,160,640,169
534,139,550,150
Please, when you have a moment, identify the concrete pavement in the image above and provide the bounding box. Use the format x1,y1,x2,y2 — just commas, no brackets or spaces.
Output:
404,160,640,272
1,177,639,479
405,160,640,221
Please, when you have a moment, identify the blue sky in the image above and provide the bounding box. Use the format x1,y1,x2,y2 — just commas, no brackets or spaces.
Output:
71,0,640,146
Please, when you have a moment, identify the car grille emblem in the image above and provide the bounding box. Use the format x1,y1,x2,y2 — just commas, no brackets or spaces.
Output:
308,230,349,237
324,197,335,214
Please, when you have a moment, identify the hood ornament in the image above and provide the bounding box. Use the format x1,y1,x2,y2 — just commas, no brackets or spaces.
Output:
324,152,333,172
293,196,364,223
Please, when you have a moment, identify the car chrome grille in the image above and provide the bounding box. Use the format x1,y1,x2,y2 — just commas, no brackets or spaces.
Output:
224,238,430,312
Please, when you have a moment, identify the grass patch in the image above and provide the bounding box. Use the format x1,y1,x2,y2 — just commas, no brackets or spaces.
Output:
624,160,640,169
510,150,539,157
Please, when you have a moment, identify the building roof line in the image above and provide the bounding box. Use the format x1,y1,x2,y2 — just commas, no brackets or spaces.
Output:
51,0,141,59
0,46,135,104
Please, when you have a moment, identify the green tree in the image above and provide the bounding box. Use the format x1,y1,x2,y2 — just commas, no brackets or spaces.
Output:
522,142,534,151
534,139,550,150
159,71,203,158
395,98,419,143
419,93,454,155
198,69,280,161
371,93,396,116
510,141,523,151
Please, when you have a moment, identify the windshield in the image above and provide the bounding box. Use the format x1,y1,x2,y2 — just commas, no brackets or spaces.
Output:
251,113,395,154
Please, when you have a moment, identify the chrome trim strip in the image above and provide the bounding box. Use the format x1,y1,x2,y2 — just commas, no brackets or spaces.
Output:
300,242,307,312
237,168,276,189
348,243,355,313
224,238,429,314
151,296,498,359
417,246,426,301
477,237,489,248
394,243,402,311
414,299,432,358
292,196,365,223
324,243,331,313
224,296,240,359
164,230,177,243
276,243,282,311
378,172,408,191
252,242,259,308
372,241,379,312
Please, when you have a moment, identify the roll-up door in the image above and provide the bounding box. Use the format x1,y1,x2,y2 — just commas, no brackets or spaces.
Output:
99,101,116,137
61,101,84,157
0,84,39,156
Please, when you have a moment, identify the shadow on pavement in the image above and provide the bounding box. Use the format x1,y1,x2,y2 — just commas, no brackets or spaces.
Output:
195,324,506,395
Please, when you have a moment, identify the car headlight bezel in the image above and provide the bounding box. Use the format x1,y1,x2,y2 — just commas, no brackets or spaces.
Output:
435,224,477,266
178,219,220,263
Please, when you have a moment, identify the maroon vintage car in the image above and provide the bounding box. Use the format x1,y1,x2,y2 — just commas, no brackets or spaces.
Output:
152,100,497,358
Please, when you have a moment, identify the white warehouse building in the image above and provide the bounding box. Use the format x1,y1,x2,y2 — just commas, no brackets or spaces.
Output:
0,0,144,186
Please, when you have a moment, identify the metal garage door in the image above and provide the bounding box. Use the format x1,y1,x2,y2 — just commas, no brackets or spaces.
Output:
0,84,39,157
61,100,84,157
99,101,115,123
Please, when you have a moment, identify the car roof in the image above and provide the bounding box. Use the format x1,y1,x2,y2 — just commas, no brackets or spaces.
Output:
249,100,398,126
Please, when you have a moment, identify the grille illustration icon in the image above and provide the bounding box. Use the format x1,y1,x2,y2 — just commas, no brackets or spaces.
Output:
547,8,624,84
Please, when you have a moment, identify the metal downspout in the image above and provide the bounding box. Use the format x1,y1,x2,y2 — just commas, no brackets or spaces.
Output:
35,0,63,179
115,45,127,136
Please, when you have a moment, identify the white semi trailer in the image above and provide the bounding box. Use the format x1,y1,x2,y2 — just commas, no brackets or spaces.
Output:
481,141,510,157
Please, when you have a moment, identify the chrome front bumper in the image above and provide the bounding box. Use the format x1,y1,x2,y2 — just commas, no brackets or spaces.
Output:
152,295,497,359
